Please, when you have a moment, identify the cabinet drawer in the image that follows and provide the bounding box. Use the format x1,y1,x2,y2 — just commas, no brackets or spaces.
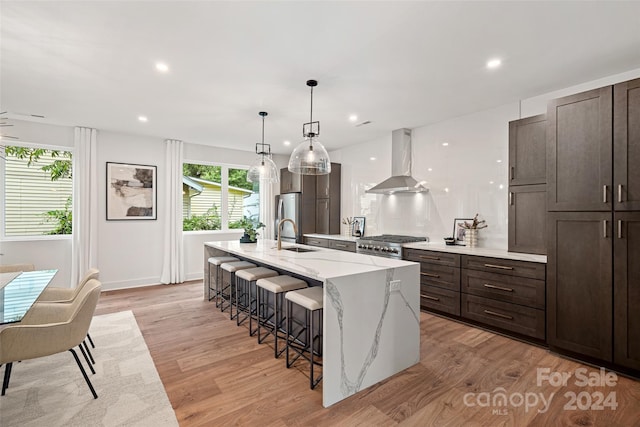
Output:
461,269,545,309
461,255,545,280
461,294,545,340
304,237,329,247
420,285,460,316
328,240,356,252
419,264,460,292
404,249,460,267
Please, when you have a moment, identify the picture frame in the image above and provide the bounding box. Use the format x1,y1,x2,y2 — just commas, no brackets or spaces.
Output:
106,162,157,220
452,218,474,243
352,216,366,237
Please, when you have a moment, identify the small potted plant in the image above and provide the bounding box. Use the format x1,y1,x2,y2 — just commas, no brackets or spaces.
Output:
238,216,265,243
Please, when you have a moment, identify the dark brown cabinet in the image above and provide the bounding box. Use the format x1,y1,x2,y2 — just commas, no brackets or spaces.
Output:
509,114,547,186
508,115,547,254
280,163,340,235
508,185,547,255
546,78,640,373
547,212,613,360
614,212,640,370
547,86,613,212
614,78,640,211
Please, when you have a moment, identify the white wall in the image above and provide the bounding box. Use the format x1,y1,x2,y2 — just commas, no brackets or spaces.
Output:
332,68,640,250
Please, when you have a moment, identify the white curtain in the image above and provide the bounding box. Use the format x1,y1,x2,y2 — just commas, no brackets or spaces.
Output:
71,127,98,287
260,179,275,239
160,139,184,284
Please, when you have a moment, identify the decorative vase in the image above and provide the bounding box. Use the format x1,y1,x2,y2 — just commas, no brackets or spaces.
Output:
342,225,351,237
465,229,478,247
239,233,255,243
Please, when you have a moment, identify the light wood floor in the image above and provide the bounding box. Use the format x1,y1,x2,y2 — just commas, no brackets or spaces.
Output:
95,282,640,426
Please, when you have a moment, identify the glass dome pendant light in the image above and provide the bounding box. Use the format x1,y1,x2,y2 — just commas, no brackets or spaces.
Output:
247,111,279,183
288,79,331,175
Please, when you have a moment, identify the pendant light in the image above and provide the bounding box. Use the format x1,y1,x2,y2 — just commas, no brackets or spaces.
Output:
288,79,331,175
247,111,279,183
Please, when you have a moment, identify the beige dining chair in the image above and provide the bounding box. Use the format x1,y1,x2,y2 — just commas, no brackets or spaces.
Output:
37,268,100,303
37,268,100,354
0,279,102,399
0,263,35,273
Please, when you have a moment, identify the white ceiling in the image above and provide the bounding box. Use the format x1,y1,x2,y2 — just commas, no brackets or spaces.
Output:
2,1,640,155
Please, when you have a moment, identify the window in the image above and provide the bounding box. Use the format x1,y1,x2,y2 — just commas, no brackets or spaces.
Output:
182,163,259,231
2,145,73,237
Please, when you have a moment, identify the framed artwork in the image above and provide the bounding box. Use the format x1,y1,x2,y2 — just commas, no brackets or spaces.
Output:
106,162,157,220
352,216,366,237
453,218,474,243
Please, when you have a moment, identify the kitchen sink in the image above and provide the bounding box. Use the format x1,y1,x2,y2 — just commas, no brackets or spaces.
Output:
282,246,316,253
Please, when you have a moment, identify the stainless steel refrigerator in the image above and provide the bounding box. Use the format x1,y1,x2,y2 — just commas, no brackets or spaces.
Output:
275,193,318,243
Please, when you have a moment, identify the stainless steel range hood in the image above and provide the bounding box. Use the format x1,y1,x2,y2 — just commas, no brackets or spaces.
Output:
366,128,428,194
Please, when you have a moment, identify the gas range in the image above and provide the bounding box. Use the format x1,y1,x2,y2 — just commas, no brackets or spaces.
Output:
356,235,428,259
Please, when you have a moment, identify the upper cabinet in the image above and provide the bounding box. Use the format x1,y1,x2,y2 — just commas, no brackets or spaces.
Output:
547,86,613,211
509,114,547,186
508,114,547,254
614,78,640,211
280,168,303,193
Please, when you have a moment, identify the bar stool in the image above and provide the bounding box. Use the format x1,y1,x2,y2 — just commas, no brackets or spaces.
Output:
234,267,278,332
207,256,239,305
285,286,323,389
256,275,307,358
220,261,256,319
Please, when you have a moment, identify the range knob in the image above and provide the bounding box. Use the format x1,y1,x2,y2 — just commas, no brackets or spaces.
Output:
374,246,380,251
391,248,399,253
381,247,388,252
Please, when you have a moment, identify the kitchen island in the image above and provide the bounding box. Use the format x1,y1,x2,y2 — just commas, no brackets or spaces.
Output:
204,239,420,407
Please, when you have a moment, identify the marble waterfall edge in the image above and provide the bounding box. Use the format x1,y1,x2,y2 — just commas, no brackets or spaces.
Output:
323,264,420,407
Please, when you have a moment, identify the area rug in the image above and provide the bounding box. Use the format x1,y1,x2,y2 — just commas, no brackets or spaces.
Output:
0,310,178,427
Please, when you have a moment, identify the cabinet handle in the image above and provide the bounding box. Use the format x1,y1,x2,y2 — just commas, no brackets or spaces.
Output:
618,220,623,239
335,243,347,248
618,184,623,203
603,220,608,238
603,185,608,203
421,272,440,278
509,192,514,206
420,255,440,260
421,294,440,301
483,283,514,292
510,166,514,180
483,263,514,270
484,310,514,320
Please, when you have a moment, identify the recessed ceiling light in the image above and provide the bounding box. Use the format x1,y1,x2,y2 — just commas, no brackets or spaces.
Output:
283,140,291,146
370,157,376,161
499,184,504,189
138,116,148,122
155,62,169,73
349,114,358,122
444,187,449,193
428,168,433,172
442,142,449,146
486,58,502,69
496,159,502,163
489,181,494,184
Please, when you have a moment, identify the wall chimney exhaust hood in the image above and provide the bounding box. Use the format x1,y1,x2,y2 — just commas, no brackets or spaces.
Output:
366,128,428,194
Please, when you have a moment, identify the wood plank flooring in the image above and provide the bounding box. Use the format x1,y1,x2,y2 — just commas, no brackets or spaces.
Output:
95,282,640,426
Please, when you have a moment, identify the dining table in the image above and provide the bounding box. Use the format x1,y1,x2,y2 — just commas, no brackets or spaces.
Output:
0,269,58,325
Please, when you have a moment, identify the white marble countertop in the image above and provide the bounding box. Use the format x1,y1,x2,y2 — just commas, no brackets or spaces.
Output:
402,242,547,263
205,239,415,281
303,233,359,242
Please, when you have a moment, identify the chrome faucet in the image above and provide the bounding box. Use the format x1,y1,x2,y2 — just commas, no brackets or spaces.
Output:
277,218,298,250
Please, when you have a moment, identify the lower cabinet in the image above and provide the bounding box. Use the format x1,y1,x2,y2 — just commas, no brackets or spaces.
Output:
304,236,355,252
404,248,547,343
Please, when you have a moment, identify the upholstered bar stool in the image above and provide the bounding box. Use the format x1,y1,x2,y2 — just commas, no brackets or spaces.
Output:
220,261,256,320
234,267,278,331
285,286,324,389
256,275,307,358
207,256,239,305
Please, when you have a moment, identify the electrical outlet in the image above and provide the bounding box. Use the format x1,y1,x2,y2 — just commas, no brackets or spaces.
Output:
390,280,401,292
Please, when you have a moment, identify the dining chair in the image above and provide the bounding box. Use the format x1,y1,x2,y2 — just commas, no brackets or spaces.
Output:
0,279,102,399
0,263,35,273
36,268,100,354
